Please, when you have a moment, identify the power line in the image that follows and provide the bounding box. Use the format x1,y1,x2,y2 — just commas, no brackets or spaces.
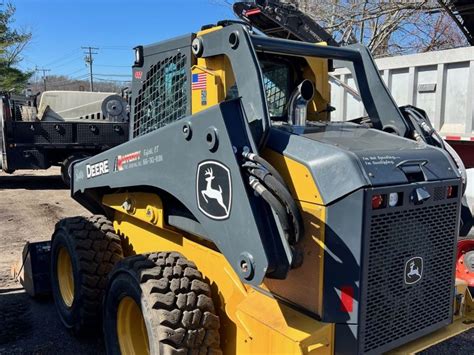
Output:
62,67,88,77
35,67,51,91
95,73,131,77
94,77,131,83
42,48,81,67
53,55,85,69
98,46,133,50
95,64,131,68
82,46,99,92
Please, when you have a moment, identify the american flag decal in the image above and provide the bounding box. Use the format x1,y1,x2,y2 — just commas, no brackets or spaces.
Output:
192,73,207,90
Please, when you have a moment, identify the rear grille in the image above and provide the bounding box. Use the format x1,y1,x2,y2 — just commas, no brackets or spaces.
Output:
360,200,458,353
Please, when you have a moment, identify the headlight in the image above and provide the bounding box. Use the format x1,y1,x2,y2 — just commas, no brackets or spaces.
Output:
133,46,144,67
388,192,399,207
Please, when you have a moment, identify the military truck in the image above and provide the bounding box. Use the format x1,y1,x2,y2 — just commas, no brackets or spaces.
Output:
0,90,129,185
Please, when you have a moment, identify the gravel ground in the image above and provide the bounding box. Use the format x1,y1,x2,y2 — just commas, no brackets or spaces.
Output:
0,168,473,354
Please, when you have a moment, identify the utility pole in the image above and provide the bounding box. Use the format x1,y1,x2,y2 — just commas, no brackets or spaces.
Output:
82,46,99,92
35,67,51,92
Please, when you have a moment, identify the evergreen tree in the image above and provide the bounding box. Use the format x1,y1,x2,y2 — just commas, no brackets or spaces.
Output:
0,3,32,92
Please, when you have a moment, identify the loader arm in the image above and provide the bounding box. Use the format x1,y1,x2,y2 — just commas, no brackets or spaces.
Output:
72,25,413,286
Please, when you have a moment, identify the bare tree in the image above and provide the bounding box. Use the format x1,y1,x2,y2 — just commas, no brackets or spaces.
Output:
214,0,469,57
285,0,469,56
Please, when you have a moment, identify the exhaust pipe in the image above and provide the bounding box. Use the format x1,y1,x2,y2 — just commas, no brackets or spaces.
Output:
288,79,315,126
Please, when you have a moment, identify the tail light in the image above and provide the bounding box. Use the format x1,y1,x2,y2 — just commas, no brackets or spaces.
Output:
372,194,385,209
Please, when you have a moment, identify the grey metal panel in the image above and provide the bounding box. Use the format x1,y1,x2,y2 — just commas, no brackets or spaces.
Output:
322,189,364,324
200,25,271,150
334,324,359,355
140,34,193,58
72,99,291,285
267,127,368,205
268,123,460,205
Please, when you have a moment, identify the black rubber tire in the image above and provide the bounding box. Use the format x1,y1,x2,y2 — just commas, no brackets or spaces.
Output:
51,215,123,334
60,154,89,187
104,252,222,355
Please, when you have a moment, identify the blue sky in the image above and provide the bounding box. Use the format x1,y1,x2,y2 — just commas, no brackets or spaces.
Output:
13,0,234,83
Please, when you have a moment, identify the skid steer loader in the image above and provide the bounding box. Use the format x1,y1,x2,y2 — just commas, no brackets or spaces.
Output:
49,10,474,355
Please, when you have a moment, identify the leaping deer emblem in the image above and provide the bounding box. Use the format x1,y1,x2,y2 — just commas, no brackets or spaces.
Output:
407,261,421,278
201,168,228,214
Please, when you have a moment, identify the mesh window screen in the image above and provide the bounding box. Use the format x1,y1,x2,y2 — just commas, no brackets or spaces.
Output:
261,61,290,117
133,53,188,137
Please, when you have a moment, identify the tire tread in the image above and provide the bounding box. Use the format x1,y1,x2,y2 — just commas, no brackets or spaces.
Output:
114,252,221,354
52,215,123,332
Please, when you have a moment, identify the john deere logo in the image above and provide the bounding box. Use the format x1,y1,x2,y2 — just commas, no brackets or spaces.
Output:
404,257,423,285
196,161,232,220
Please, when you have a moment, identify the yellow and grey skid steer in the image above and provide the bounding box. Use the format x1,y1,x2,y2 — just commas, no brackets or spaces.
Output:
49,10,474,355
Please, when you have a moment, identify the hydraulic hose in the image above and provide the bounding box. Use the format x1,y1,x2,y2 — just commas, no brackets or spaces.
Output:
401,105,467,193
248,166,303,245
242,151,287,187
403,106,445,149
248,177,293,244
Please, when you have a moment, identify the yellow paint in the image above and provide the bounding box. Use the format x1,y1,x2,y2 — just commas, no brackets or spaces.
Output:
117,296,150,355
103,193,334,354
259,149,327,315
264,201,327,316
262,149,324,205
196,26,223,37
303,56,331,122
57,247,74,308
103,193,164,229
191,26,332,123
191,55,235,114
192,26,236,115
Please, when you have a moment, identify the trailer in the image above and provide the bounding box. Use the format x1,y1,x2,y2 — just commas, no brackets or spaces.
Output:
329,46,474,167
0,91,129,185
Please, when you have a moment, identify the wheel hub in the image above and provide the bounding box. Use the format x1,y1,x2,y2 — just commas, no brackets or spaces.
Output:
117,296,149,355
57,247,75,307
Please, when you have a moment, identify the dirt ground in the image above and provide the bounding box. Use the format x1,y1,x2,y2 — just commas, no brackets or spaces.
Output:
0,168,473,354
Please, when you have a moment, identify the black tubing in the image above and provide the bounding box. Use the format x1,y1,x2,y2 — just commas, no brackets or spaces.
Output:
249,167,303,244
249,178,292,244
403,106,445,149
262,174,304,244
243,151,287,187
